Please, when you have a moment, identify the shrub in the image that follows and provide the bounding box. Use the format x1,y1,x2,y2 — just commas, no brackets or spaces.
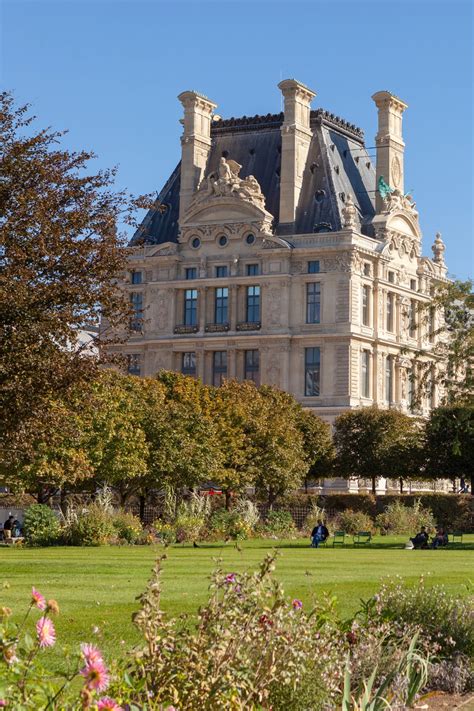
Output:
209,500,260,540
64,502,116,546
174,511,205,543
376,499,436,535
112,511,142,543
330,509,376,535
372,576,474,660
23,504,61,546
152,519,176,545
303,502,327,534
260,510,297,538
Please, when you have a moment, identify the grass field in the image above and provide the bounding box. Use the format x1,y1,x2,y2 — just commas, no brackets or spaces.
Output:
1,536,473,670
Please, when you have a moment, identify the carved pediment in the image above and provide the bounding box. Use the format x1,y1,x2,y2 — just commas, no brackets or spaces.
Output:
372,189,422,240
181,157,274,231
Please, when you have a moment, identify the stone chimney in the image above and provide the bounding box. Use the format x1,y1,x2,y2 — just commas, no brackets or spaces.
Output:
278,79,316,229
178,90,217,223
372,90,408,213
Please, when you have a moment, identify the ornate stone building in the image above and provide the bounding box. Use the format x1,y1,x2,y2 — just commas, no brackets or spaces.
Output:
112,79,448,428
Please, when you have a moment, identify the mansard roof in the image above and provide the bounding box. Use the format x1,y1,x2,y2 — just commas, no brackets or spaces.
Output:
130,108,376,246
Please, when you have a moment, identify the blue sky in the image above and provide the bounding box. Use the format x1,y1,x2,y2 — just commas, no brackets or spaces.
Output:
2,0,472,279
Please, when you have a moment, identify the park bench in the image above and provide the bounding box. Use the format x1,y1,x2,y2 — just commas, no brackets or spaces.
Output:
353,531,372,545
448,531,463,545
332,531,346,547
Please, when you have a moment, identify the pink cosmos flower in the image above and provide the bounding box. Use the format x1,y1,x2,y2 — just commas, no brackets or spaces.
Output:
31,587,47,611
292,599,303,610
80,661,110,692
97,698,122,710
80,642,104,665
36,616,56,648
225,573,236,584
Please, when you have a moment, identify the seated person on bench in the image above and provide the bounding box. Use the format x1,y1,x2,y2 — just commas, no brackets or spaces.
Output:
410,526,429,549
432,527,448,549
311,520,329,548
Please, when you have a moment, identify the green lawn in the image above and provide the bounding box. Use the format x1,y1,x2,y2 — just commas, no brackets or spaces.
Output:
1,536,473,670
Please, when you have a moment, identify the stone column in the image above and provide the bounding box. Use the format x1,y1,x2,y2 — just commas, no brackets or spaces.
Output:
227,344,236,379
278,79,316,229
178,90,217,223
372,91,408,213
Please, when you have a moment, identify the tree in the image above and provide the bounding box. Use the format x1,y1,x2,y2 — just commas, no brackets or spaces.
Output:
333,406,418,495
425,405,474,494
0,92,149,468
414,279,474,407
252,386,307,506
210,380,260,508
296,408,334,490
379,415,425,493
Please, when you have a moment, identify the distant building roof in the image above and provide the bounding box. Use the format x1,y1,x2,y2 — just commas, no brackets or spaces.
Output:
130,107,376,246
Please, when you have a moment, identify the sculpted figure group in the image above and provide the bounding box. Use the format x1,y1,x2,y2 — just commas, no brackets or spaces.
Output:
195,157,266,209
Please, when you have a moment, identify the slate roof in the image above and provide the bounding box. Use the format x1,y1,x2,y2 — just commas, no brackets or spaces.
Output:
130,108,376,246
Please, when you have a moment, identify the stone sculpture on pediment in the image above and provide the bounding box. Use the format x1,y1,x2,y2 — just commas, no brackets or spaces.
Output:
382,189,418,218
342,194,359,230
193,157,266,210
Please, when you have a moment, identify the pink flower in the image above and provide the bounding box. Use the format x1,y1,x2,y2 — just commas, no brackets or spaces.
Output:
31,587,46,611
225,573,236,584
97,698,122,710
0,699,7,706
292,599,303,610
80,661,110,692
80,642,103,665
36,616,56,648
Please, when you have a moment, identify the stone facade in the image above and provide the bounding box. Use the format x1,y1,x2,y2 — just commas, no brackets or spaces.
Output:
109,80,449,430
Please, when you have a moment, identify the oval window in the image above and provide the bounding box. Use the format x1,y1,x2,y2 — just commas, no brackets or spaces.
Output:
245,233,256,245
218,235,228,247
191,237,201,249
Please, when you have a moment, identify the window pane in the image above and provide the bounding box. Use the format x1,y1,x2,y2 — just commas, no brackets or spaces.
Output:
304,347,320,396
306,282,321,324
361,350,370,398
213,351,227,387
386,293,393,332
184,288,198,326
130,292,143,331
308,260,320,274
127,354,141,376
385,356,392,401
215,287,228,324
182,352,196,376
131,271,142,285
244,350,260,385
362,286,370,326
216,266,228,278
246,264,259,276
246,285,260,322
185,267,197,280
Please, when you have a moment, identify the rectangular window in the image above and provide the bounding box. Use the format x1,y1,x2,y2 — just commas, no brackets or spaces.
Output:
361,350,370,398
244,350,260,385
388,271,395,284
409,299,417,337
304,347,320,397
385,355,393,402
428,307,435,343
130,292,143,331
306,282,321,324
308,260,320,274
363,263,371,276
386,293,394,332
214,287,229,324
184,288,198,326
131,271,142,285
215,265,228,278
407,368,414,409
182,352,196,377
410,279,417,291
127,354,141,376
185,267,197,280
213,351,227,387
362,285,370,326
246,285,260,322
246,264,259,276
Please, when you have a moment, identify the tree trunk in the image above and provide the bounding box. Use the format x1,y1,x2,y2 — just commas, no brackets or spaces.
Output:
268,487,276,509
399,477,404,494
225,490,232,511
452,477,456,493
371,476,376,496
470,473,474,496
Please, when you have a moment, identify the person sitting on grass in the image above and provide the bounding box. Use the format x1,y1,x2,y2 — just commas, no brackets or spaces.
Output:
310,520,329,548
410,526,429,549
432,527,448,549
